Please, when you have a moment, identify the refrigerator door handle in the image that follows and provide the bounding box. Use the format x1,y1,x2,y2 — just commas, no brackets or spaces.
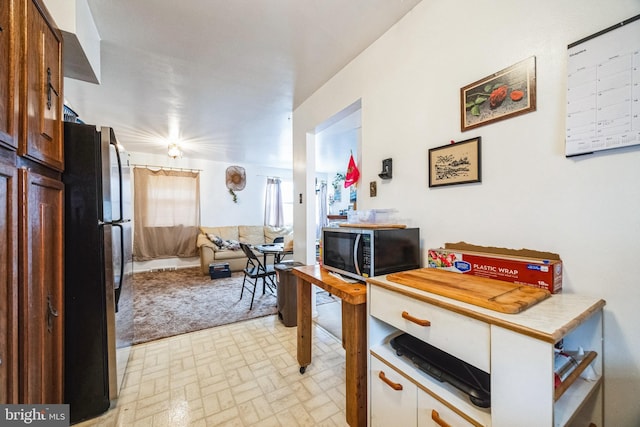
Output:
111,140,125,223
113,223,125,312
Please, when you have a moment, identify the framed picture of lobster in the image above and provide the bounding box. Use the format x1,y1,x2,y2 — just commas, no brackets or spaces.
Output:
460,56,536,131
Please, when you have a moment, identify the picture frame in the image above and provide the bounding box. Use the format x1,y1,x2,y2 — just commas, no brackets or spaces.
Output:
460,56,536,131
349,186,357,202
428,137,481,188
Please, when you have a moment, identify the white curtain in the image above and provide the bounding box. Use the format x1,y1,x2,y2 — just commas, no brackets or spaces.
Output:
264,177,284,227
133,168,200,260
316,181,328,239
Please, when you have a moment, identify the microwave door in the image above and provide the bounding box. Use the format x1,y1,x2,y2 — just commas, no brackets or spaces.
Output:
353,234,362,277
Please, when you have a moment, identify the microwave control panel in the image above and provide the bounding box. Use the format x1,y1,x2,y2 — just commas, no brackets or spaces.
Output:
361,234,372,272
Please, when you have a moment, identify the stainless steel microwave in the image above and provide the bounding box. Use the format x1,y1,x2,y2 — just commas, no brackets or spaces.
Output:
321,226,420,282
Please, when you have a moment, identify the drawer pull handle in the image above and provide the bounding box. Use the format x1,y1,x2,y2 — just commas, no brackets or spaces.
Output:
378,371,403,390
431,410,452,427
402,311,431,327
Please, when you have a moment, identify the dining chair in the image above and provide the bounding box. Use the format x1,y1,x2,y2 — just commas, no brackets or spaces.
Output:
239,243,277,310
269,236,285,263
272,236,293,263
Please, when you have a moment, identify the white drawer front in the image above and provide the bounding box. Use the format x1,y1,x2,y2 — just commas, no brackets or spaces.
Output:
370,285,490,372
370,356,418,427
418,388,487,427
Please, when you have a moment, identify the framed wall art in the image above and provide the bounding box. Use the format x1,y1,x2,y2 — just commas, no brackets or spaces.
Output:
460,56,536,131
428,137,481,188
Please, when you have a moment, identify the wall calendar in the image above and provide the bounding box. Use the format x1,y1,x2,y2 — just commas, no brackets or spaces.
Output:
565,14,640,157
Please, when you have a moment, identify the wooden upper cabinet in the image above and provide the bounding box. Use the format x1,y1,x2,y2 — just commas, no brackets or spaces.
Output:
1,0,64,405
0,0,19,150
19,0,63,171
0,159,18,404
18,168,64,404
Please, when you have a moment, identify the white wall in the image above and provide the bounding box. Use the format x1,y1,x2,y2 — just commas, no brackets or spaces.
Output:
128,151,292,271
293,1,640,425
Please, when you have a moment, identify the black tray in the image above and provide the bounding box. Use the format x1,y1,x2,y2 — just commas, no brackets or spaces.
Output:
390,333,491,408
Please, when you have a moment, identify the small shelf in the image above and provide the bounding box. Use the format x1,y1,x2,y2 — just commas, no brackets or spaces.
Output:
327,215,347,220
554,375,602,426
554,351,598,401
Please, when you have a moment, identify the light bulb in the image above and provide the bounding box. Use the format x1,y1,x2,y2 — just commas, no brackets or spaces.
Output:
167,143,182,158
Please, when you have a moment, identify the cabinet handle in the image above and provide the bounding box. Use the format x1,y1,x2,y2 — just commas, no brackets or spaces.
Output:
402,310,431,327
47,292,59,333
378,371,403,391
47,67,59,110
431,410,452,427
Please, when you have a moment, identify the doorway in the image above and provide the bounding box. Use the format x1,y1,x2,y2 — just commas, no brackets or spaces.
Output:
315,102,361,235
312,101,362,340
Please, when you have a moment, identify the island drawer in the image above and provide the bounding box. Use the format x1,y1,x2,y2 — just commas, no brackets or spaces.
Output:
369,284,490,372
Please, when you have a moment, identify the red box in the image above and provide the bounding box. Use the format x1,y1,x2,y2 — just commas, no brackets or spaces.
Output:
427,242,562,293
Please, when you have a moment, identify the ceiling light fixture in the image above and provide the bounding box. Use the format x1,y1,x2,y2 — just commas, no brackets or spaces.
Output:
167,143,182,159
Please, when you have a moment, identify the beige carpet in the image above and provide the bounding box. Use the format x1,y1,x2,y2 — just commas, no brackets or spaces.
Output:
132,267,336,344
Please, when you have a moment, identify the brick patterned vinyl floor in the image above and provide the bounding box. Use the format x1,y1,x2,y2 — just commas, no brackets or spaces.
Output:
76,313,348,427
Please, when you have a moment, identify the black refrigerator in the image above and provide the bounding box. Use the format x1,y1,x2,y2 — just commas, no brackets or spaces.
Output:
63,122,133,424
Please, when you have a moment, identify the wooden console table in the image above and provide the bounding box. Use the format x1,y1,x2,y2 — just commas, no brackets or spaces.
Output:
292,264,367,427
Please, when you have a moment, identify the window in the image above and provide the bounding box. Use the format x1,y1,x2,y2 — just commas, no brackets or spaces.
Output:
133,168,200,260
281,179,293,226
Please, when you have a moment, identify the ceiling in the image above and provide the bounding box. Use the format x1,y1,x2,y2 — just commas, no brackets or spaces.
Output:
62,0,422,170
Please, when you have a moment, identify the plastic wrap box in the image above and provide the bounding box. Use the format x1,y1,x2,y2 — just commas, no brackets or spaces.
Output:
209,262,231,279
427,242,562,293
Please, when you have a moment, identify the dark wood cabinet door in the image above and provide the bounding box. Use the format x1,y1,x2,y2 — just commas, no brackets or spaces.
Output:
0,157,18,403
19,0,63,171
18,168,63,403
0,0,19,150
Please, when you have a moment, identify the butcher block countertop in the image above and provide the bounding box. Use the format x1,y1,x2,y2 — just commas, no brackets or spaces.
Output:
367,269,605,343
385,268,550,314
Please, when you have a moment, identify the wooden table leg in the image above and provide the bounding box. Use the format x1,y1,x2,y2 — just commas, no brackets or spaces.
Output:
296,277,312,373
342,301,367,427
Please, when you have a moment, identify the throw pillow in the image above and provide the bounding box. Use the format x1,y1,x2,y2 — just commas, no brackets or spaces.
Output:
284,239,293,252
207,234,225,249
206,233,241,251
225,239,241,251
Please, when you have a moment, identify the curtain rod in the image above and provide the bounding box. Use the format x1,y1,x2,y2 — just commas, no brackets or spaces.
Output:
131,164,202,172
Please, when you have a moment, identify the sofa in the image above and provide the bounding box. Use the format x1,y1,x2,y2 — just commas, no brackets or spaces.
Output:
196,225,293,275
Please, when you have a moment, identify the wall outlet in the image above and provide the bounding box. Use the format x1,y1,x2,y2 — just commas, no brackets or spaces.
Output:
370,181,377,197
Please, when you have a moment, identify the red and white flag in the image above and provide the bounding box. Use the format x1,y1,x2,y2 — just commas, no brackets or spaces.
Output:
344,153,360,188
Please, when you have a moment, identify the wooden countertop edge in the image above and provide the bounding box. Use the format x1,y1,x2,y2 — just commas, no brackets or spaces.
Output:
292,265,367,305
367,277,606,343
552,300,606,341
